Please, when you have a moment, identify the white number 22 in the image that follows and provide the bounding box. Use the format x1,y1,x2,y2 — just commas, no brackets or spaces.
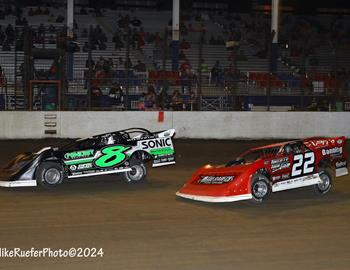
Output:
291,152,315,177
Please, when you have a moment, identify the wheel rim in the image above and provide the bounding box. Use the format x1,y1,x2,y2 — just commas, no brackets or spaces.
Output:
44,168,61,185
318,173,330,191
127,165,144,181
253,180,268,198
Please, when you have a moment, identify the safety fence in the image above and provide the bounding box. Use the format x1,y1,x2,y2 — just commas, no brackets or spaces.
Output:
0,25,350,111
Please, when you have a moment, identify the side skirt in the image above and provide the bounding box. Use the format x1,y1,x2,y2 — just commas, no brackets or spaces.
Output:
272,173,321,193
68,168,132,179
0,180,37,187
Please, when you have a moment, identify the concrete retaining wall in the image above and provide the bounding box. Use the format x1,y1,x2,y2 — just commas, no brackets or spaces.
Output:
0,111,349,139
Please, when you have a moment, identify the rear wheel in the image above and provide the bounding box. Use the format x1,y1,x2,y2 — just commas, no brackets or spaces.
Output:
314,168,332,195
122,160,147,183
251,174,271,202
36,162,64,187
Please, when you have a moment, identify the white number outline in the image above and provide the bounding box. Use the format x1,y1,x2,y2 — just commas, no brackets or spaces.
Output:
291,152,315,177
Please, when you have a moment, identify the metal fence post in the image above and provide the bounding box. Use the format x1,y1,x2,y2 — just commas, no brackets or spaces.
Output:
87,25,92,110
125,26,130,110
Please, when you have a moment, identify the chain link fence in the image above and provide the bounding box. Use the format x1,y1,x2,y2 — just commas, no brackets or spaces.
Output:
0,24,349,111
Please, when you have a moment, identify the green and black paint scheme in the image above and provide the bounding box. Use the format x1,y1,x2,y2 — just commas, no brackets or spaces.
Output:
0,128,176,187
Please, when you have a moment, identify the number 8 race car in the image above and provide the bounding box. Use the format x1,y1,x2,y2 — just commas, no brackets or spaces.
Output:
0,128,176,187
176,137,348,203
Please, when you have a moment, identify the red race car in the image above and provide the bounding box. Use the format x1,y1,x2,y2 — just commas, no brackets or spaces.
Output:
176,137,348,203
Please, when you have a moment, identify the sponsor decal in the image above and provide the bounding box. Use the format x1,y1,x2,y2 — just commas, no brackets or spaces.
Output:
70,163,93,171
322,147,342,156
271,157,291,172
78,163,93,170
281,173,290,180
337,139,343,145
150,147,174,156
198,176,234,184
336,161,346,168
272,174,319,192
272,176,281,181
307,139,329,148
141,138,172,150
64,149,94,160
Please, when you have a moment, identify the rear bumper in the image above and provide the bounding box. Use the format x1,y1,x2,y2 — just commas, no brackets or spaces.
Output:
0,180,37,187
176,191,252,203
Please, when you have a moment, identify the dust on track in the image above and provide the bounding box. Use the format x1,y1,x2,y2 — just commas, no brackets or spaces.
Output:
0,139,349,270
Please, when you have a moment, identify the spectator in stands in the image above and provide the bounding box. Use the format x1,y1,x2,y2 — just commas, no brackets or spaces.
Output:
38,23,45,37
179,50,186,60
43,7,50,15
0,27,5,45
91,87,103,107
2,39,11,51
56,15,64,23
98,41,106,50
131,17,142,27
28,8,34,16
133,60,146,72
109,86,125,108
113,32,124,50
48,14,55,23
48,24,56,33
209,35,216,45
35,7,42,15
124,57,132,69
199,58,208,73
180,59,191,74
171,90,183,111
185,90,198,111
157,82,171,110
211,60,223,86
180,39,191,50
118,57,124,68
144,85,157,110
154,32,161,47
5,24,14,44
79,7,88,15
81,28,88,38
0,65,5,86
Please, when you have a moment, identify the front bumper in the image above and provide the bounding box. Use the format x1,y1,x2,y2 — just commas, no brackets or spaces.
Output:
176,191,252,203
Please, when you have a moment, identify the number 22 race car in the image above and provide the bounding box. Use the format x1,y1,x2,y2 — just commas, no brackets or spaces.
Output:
176,137,348,203
0,128,176,187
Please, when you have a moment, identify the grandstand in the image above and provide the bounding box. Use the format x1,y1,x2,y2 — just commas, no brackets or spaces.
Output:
0,0,349,111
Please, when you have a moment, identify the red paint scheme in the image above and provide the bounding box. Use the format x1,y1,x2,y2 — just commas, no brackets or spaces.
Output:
177,137,347,201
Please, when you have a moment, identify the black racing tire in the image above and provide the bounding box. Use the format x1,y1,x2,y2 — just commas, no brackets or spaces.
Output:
314,167,332,195
36,162,64,187
121,160,147,184
251,174,271,202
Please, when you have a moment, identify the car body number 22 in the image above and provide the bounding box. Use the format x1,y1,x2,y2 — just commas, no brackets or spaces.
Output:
291,152,315,177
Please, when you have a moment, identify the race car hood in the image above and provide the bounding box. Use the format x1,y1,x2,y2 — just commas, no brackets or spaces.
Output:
177,163,253,199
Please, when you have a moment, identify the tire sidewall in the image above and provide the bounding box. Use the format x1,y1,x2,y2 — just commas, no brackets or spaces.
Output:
36,162,64,187
315,168,332,195
251,174,271,202
123,160,147,183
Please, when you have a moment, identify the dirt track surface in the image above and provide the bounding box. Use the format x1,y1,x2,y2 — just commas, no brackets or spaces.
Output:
0,139,349,270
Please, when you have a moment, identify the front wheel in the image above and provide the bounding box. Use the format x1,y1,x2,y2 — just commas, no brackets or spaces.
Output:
122,160,147,184
36,162,64,187
314,168,332,195
251,174,271,202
